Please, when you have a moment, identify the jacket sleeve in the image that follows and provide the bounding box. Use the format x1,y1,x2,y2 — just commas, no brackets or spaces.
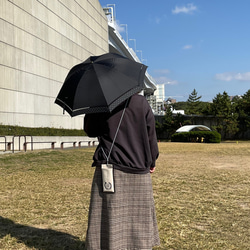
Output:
146,104,159,167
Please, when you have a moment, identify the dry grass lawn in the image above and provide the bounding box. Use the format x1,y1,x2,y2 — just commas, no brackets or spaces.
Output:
0,142,249,249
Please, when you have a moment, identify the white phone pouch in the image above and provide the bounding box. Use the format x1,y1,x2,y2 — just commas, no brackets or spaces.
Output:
101,164,114,192
100,99,128,193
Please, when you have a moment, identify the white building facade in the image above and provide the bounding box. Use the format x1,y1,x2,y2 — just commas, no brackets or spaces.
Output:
154,84,166,114
0,0,108,129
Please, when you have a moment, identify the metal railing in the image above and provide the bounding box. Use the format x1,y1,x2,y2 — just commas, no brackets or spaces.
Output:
12,135,33,153
0,136,7,151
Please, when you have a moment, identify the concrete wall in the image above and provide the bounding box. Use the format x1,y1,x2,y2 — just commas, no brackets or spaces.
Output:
0,0,109,129
1,135,98,151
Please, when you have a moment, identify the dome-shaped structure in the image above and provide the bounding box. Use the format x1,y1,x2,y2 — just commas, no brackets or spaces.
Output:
176,125,211,133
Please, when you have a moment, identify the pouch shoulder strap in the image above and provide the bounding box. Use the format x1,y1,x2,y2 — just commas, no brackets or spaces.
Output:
101,99,128,164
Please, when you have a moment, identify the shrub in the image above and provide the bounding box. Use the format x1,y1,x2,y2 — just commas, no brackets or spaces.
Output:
0,125,87,136
171,131,221,143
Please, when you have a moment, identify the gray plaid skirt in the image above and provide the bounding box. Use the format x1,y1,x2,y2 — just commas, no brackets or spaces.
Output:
85,167,160,250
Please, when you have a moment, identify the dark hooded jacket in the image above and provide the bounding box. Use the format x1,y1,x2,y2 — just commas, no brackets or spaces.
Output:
84,94,159,174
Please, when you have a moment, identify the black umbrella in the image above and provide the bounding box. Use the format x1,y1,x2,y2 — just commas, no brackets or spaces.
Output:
55,53,147,116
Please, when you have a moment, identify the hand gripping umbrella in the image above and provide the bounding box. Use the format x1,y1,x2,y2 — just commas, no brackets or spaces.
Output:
55,53,147,116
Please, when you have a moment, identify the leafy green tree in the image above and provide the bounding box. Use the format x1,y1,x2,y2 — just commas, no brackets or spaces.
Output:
186,89,202,115
172,113,186,129
234,89,250,136
200,102,213,116
211,91,239,139
241,89,250,118
155,120,163,139
163,107,174,128
155,107,186,140
161,107,176,139
172,101,187,111
155,107,174,139
211,92,231,116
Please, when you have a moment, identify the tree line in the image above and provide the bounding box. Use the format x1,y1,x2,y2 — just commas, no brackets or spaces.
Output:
156,89,250,140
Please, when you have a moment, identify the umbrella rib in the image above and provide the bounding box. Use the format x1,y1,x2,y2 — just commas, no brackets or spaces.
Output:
91,64,110,106
92,63,142,96
56,97,89,112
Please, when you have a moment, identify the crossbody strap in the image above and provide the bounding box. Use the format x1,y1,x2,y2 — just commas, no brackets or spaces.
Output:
101,99,128,164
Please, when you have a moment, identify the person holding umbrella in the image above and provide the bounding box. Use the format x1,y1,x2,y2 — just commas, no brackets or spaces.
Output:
55,53,160,250
84,93,160,250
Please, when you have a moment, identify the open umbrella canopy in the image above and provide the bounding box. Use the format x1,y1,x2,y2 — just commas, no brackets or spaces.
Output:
55,53,147,116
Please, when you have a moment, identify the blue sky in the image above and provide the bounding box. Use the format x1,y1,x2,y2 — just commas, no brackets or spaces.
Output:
99,0,250,102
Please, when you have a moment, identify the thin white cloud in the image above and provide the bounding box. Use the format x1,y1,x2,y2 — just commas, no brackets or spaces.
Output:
154,69,170,74
154,76,178,85
148,15,162,24
172,3,198,15
166,80,178,85
215,73,233,81
154,76,169,84
215,72,250,82
235,72,250,81
153,69,178,85
182,44,193,50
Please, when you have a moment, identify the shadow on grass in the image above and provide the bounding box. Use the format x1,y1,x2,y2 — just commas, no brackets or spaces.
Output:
0,216,85,250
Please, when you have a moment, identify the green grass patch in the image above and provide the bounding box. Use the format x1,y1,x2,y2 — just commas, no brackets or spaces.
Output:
0,143,249,249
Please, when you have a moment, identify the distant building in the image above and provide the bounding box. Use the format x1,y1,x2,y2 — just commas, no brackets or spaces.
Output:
169,106,185,115
230,95,242,101
172,109,185,115
155,84,165,102
154,84,166,115
166,98,176,104
175,125,211,133
146,95,157,113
